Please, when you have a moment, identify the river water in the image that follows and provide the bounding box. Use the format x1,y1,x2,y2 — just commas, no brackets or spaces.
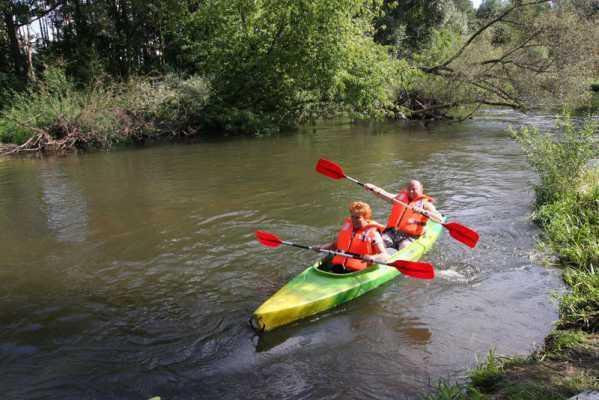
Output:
0,109,564,399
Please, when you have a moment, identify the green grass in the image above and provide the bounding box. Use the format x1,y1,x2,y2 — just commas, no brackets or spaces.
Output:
533,187,599,272
422,382,484,400
558,268,599,332
545,330,588,354
499,381,572,400
469,350,505,393
0,67,211,149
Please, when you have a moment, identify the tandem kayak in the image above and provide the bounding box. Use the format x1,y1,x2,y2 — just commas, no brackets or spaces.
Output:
251,220,443,332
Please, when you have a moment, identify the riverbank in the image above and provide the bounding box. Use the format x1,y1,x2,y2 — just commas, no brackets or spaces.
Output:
0,69,217,156
427,116,598,400
3,66,599,158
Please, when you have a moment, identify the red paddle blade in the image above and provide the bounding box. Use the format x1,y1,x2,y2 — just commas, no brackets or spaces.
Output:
444,222,479,248
315,158,346,180
255,230,282,248
391,260,435,280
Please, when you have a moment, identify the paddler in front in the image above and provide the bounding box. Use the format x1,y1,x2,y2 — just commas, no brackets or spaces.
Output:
364,179,443,250
319,201,389,273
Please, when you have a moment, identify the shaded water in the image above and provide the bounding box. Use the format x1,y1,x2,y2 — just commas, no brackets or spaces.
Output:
0,109,563,399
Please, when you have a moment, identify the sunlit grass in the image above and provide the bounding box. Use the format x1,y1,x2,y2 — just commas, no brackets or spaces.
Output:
545,330,587,354
0,67,210,148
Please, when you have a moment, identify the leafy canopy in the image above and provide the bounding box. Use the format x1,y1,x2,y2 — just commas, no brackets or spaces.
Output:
183,0,403,132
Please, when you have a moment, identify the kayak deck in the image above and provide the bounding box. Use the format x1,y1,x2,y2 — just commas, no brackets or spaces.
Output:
251,220,443,332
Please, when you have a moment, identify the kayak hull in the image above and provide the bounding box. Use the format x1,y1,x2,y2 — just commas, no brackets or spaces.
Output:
251,220,443,332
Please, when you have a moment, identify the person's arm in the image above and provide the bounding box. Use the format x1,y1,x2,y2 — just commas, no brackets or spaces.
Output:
422,201,445,223
362,232,389,264
364,183,396,204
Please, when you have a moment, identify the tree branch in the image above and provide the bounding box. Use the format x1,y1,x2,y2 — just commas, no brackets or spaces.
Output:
479,30,543,66
426,0,551,72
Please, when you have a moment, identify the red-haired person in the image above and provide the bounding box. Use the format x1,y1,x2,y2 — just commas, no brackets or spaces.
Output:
320,201,389,274
364,180,442,250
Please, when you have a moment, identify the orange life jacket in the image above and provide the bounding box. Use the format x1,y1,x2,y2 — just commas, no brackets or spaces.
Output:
332,218,382,271
386,191,433,237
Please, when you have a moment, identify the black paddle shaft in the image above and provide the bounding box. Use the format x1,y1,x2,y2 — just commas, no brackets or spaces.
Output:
282,241,366,261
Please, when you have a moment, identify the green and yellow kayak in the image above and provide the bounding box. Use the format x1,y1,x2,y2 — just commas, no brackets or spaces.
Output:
251,220,443,332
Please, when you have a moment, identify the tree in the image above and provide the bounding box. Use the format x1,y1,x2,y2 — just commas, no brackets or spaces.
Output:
183,0,401,131
374,0,473,54
476,0,504,19
402,0,599,117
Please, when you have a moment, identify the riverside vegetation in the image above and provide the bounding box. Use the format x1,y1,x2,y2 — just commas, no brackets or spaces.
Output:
426,115,598,400
1,0,599,154
1,1,598,398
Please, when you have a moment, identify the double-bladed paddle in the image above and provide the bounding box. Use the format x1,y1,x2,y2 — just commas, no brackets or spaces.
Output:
315,158,480,248
256,230,435,280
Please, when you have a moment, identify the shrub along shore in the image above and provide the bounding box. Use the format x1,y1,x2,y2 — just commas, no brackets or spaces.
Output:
0,69,215,156
427,115,598,400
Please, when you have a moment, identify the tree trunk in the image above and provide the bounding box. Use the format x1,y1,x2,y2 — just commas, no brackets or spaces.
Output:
2,5,25,78
25,24,35,80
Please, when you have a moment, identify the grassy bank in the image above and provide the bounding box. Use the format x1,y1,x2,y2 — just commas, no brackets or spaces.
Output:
426,115,599,400
0,68,211,155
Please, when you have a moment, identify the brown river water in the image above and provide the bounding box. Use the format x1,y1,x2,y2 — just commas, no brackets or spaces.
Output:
0,109,564,399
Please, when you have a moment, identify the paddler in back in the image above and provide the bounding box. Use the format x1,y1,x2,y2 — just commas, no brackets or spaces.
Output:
319,201,389,274
364,179,442,250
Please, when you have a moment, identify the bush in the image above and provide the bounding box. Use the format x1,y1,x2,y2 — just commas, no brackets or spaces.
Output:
511,114,597,205
0,67,133,146
0,67,212,149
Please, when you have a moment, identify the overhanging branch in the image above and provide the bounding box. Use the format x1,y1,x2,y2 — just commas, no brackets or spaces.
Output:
426,0,551,72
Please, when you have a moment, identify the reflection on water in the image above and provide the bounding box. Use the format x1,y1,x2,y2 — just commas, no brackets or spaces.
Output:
40,167,89,243
0,110,565,399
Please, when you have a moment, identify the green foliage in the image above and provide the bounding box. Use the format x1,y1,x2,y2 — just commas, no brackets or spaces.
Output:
375,0,472,52
533,187,599,270
559,268,599,332
414,28,463,67
470,350,504,393
511,114,597,205
500,382,575,400
422,382,484,400
403,28,474,118
513,113,598,333
0,66,83,144
144,74,211,135
545,330,587,353
0,67,212,147
475,0,504,19
0,72,23,111
183,0,400,133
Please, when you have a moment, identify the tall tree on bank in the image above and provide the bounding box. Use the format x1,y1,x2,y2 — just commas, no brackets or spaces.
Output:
183,0,403,132
0,0,193,83
1,1,27,80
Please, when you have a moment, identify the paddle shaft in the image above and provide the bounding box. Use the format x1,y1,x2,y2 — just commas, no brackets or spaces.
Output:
344,174,445,224
279,240,391,267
